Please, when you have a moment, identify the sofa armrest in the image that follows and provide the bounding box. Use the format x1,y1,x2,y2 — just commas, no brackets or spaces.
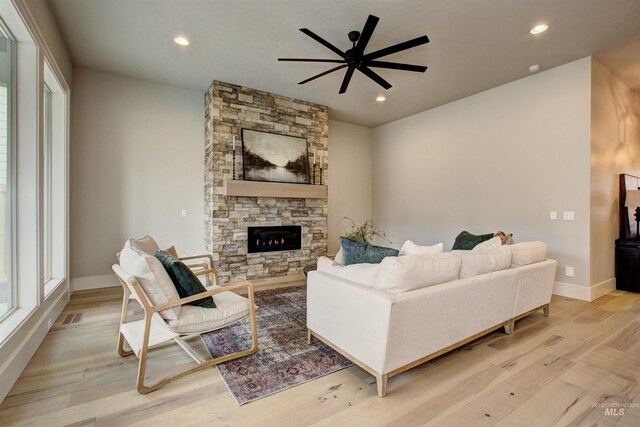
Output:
307,271,394,374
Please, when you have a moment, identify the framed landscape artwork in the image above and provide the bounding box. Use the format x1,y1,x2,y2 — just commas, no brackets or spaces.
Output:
241,129,311,184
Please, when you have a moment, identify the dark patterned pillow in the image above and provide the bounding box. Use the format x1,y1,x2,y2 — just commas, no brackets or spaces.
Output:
340,236,399,266
154,251,216,308
451,231,495,250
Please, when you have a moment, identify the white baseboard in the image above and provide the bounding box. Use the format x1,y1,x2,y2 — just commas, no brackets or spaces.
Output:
589,278,616,301
553,278,616,302
72,274,118,291
0,286,69,403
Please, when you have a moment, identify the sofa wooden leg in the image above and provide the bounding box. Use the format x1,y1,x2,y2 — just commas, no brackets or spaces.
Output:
376,373,388,397
504,319,515,335
307,330,312,345
543,304,550,317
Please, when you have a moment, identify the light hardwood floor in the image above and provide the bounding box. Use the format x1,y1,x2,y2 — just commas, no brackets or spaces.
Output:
1,284,640,426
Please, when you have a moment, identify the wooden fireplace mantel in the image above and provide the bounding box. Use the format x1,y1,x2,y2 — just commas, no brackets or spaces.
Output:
223,179,327,199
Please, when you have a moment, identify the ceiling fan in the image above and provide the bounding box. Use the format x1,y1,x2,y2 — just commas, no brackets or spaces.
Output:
278,14,429,94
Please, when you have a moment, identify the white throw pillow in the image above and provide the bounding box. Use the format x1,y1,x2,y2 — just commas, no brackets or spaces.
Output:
317,256,378,287
374,252,461,293
453,246,512,278
399,240,444,256
125,235,160,255
119,246,181,320
334,247,345,265
510,241,547,266
473,236,502,250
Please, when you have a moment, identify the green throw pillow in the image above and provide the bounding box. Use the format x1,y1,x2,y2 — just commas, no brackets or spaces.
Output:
340,236,399,266
451,231,495,250
154,251,216,309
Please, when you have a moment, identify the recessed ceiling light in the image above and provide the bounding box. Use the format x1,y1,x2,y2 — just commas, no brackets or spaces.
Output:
530,24,548,35
528,64,541,73
174,36,190,46
376,96,386,102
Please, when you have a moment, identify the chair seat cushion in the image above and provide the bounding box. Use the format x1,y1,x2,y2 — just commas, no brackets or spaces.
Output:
166,289,250,334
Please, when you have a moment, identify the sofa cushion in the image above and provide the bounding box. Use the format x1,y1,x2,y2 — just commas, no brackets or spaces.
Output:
451,231,495,250
334,247,345,265
509,241,547,266
374,253,461,293
453,246,512,278
125,235,160,255
317,256,378,287
340,236,399,265
399,240,444,256
119,246,181,320
474,236,502,250
154,251,216,308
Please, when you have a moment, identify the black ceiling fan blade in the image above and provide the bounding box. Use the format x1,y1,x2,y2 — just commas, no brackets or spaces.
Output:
358,66,392,90
356,15,379,54
300,28,346,58
367,60,427,72
364,35,430,60
299,64,348,85
339,67,356,94
279,58,346,63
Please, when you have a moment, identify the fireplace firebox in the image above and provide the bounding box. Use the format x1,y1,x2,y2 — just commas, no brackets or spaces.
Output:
247,226,302,253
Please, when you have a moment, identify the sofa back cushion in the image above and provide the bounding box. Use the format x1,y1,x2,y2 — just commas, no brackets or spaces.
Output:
510,241,547,266
317,256,379,287
374,252,461,293
399,240,444,256
119,246,181,320
453,246,512,278
473,236,502,250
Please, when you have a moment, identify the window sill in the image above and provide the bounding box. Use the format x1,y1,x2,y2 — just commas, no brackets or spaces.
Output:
44,278,65,299
0,306,37,347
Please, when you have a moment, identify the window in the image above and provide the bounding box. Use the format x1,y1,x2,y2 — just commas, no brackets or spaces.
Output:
0,23,13,319
43,84,52,282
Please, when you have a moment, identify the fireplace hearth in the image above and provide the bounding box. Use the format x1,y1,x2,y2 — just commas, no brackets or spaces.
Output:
247,226,302,253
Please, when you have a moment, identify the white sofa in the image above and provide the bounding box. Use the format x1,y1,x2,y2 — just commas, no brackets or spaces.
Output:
307,242,556,397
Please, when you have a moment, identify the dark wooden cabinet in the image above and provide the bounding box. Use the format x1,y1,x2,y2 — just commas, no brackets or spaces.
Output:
615,239,640,292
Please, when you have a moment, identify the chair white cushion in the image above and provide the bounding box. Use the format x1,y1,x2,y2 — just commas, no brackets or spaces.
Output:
119,246,181,320
125,235,160,255
453,247,512,278
398,240,444,256
166,289,250,334
510,241,548,266
473,236,502,250
317,256,378,287
374,252,461,293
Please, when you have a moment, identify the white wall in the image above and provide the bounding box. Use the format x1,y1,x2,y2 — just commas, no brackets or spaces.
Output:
372,58,592,292
328,120,372,254
71,68,205,287
590,59,640,294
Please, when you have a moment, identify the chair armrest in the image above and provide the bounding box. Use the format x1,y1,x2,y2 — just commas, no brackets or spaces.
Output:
153,281,254,312
179,253,215,267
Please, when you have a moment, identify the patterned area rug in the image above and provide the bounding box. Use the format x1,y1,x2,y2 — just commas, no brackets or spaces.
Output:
200,285,353,405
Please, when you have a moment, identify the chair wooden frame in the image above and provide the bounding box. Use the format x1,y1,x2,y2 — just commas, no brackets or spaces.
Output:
113,265,258,394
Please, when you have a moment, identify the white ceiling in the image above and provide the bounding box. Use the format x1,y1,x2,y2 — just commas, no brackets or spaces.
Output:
48,0,640,127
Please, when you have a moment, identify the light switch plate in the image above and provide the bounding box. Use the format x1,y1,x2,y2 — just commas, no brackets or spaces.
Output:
181,209,188,217
550,211,557,220
563,211,574,221
565,266,574,277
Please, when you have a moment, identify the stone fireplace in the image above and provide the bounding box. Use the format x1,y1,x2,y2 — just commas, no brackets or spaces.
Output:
247,225,302,254
204,81,328,284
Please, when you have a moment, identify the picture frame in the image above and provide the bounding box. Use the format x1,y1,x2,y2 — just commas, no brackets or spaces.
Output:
241,129,311,184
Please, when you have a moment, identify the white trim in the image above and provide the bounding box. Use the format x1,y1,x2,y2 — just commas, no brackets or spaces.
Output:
552,279,616,302
552,281,591,301
589,278,616,301
0,286,67,402
72,274,118,291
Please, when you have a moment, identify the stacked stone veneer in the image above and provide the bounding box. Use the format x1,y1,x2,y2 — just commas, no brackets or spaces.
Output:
204,80,328,284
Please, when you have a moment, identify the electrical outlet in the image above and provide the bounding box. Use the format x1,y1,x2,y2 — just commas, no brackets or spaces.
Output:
563,211,575,221
181,209,187,217
550,211,557,220
565,266,575,277
47,318,53,329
